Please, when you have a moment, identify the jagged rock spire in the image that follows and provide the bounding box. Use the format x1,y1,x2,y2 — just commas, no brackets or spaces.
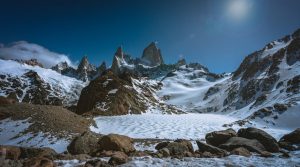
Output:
111,46,124,75
141,42,164,67
77,55,89,71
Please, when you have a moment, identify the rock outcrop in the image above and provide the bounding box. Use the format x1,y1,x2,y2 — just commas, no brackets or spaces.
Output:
237,127,279,152
141,42,164,67
76,56,97,81
205,128,237,147
196,141,227,156
67,131,102,155
220,137,266,153
98,134,136,154
76,70,147,115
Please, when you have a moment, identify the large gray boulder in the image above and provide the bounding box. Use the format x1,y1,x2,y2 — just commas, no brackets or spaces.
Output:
280,128,300,144
205,128,237,147
67,131,102,155
196,141,227,156
166,142,190,156
237,127,279,152
219,137,266,153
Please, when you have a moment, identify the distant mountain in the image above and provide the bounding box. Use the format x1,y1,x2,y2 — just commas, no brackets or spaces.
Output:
0,59,86,106
158,28,300,128
51,56,106,82
0,29,299,126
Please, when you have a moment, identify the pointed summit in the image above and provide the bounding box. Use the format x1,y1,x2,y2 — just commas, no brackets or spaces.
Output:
141,42,164,67
77,55,89,71
111,46,124,75
76,56,96,81
115,46,124,58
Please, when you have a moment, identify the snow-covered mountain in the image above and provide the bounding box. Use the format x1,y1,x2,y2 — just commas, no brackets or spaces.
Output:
0,59,86,106
157,28,300,129
51,56,106,82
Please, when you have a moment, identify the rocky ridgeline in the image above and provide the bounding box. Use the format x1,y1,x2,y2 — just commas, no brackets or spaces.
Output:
230,29,300,109
1,127,299,166
76,70,183,115
51,56,106,82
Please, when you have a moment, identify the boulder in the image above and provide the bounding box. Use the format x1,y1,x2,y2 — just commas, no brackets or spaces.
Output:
166,142,189,156
0,145,21,160
108,152,129,166
20,147,57,160
280,128,300,144
67,131,102,155
260,151,273,158
84,159,112,167
155,141,170,150
237,127,279,152
219,137,266,153
196,141,227,156
230,147,251,157
205,128,237,147
55,153,91,161
158,148,170,157
23,157,54,167
174,139,194,153
98,134,135,154
278,141,298,151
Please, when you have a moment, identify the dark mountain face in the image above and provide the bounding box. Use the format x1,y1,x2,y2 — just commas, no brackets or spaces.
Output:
51,56,100,82
141,42,164,67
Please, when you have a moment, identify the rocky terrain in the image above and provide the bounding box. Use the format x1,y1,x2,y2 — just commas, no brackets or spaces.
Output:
0,28,299,166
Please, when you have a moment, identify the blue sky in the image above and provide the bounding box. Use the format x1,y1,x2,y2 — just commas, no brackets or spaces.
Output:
1,0,300,73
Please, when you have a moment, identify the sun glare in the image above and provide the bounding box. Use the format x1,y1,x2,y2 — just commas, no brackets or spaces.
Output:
227,0,251,21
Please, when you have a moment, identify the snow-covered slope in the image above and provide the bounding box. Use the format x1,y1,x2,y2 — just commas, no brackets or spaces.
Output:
156,30,300,129
0,59,86,106
158,65,228,112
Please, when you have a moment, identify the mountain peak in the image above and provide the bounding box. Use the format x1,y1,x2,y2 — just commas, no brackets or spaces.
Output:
141,42,164,67
115,46,124,58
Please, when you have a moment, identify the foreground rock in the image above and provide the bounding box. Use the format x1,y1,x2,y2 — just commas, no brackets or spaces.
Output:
196,141,227,157
230,147,252,157
23,157,54,167
279,128,300,151
205,128,237,147
166,142,190,157
174,139,194,153
108,151,129,166
154,140,193,157
280,128,300,144
67,131,102,155
98,134,136,154
84,159,112,167
220,137,266,153
0,145,57,167
237,127,279,152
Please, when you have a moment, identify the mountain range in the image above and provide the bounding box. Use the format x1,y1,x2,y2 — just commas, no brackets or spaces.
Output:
0,28,299,166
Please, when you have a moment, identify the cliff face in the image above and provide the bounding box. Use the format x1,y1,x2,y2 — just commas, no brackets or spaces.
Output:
141,42,164,67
